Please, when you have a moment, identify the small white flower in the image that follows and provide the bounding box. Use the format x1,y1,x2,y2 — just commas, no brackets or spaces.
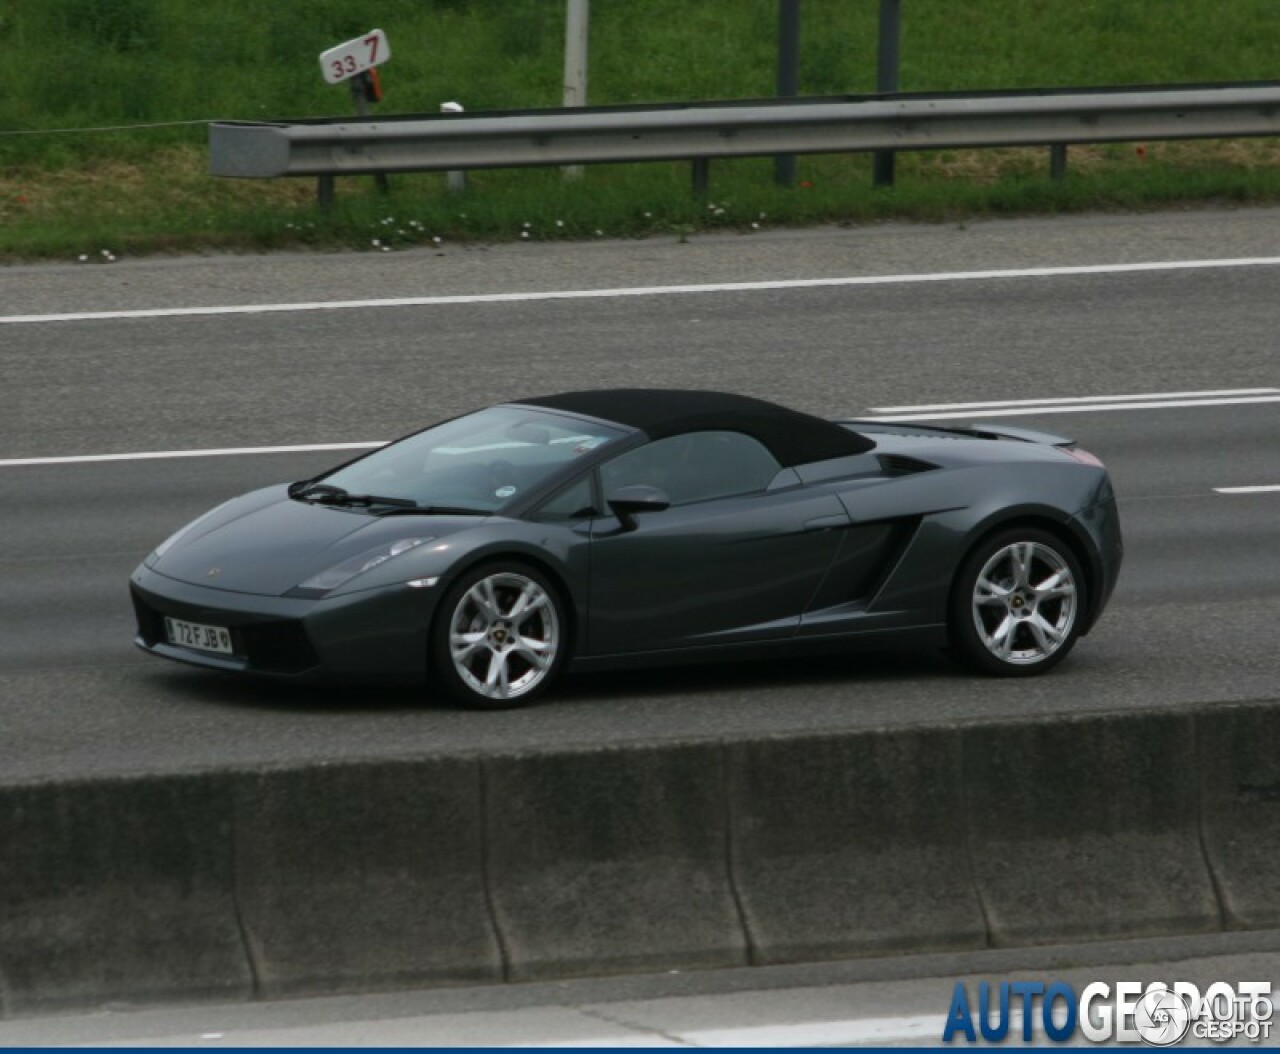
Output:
644,211,652,218
106,254,117,262
523,221,532,228
100,248,111,257
555,219,564,227
77,254,89,262
371,239,381,247
521,231,529,239
595,229,603,236
381,245,391,252
432,236,442,244
758,211,767,219
751,222,759,229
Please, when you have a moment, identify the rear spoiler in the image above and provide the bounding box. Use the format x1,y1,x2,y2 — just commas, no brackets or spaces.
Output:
842,418,1077,447
957,422,1077,447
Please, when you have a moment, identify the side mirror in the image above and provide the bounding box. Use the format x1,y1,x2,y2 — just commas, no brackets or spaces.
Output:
607,484,671,531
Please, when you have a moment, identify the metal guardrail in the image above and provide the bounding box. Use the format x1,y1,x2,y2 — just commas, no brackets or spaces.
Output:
209,82,1280,195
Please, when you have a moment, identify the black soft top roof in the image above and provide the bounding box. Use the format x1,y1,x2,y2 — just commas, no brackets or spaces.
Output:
515,388,873,466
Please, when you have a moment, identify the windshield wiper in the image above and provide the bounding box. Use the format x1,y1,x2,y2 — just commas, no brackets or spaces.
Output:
293,483,417,509
374,504,490,517
292,482,489,515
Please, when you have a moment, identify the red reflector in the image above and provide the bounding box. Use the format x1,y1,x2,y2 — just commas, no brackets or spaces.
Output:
1064,446,1105,468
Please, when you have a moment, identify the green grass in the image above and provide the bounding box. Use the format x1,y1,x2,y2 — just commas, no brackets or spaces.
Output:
2,0,1279,259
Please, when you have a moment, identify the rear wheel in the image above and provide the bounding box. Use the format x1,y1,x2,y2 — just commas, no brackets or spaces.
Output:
431,562,568,708
949,528,1086,676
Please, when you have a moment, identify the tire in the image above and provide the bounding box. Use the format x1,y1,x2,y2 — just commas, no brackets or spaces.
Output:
949,527,1087,677
431,561,569,708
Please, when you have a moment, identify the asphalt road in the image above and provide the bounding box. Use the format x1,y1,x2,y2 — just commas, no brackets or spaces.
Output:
1,209,1276,781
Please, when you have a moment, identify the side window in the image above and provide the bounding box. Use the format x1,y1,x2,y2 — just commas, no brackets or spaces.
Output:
600,431,781,506
529,474,597,523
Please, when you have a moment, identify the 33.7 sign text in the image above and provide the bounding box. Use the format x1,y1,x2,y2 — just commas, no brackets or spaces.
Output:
319,29,391,86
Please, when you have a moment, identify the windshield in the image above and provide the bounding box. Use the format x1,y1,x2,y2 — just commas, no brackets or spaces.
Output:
311,406,625,513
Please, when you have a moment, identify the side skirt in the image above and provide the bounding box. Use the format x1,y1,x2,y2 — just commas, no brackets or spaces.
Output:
568,623,947,674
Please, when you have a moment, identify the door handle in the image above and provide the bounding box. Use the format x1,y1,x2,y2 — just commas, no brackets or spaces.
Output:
803,514,848,532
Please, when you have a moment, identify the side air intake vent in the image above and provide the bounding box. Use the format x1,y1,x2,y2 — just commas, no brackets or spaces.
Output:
878,453,939,477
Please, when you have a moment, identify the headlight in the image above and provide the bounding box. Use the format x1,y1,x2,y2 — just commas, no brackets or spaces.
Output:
295,537,434,593
149,500,237,563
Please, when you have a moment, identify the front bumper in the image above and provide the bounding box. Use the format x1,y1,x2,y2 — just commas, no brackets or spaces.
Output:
130,564,437,683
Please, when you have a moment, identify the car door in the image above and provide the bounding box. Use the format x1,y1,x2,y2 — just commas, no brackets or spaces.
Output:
586,431,851,656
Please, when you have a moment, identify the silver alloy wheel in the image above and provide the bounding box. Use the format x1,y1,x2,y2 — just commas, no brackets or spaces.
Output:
970,541,1078,666
448,571,560,701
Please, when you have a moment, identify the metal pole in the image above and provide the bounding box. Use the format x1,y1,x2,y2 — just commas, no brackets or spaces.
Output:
563,0,589,180
1049,143,1068,181
441,102,467,192
872,0,901,187
692,158,709,199
351,78,390,195
774,0,801,186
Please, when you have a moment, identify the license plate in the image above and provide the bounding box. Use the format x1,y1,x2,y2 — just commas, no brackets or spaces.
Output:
165,617,234,655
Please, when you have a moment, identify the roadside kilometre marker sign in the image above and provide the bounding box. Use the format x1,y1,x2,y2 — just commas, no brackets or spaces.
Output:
319,29,390,85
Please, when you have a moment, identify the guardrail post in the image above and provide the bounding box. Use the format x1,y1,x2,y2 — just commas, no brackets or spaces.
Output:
351,79,390,195
872,0,902,187
317,174,335,209
774,0,801,187
1050,143,1068,181
692,158,710,198
442,102,468,193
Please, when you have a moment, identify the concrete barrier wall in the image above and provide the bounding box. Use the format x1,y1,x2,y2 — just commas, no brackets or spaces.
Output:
963,711,1221,946
1198,703,1280,929
232,759,502,996
0,700,1277,1015
0,773,251,1015
485,743,746,979
729,728,987,963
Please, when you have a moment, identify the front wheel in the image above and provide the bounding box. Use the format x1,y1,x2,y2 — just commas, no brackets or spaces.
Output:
949,528,1086,676
431,562,568,708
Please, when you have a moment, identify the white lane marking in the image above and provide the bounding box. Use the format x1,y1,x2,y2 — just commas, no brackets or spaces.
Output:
871,394,1280,422
1215,484,1280,494
520,1039,683,1049
680,1013,958,1047
4,256,1280,325
0,442,385,468
521,1011,994,1048
871,388,1280,413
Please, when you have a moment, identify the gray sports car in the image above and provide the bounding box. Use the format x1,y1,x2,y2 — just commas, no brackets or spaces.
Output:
131,389,1121,708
